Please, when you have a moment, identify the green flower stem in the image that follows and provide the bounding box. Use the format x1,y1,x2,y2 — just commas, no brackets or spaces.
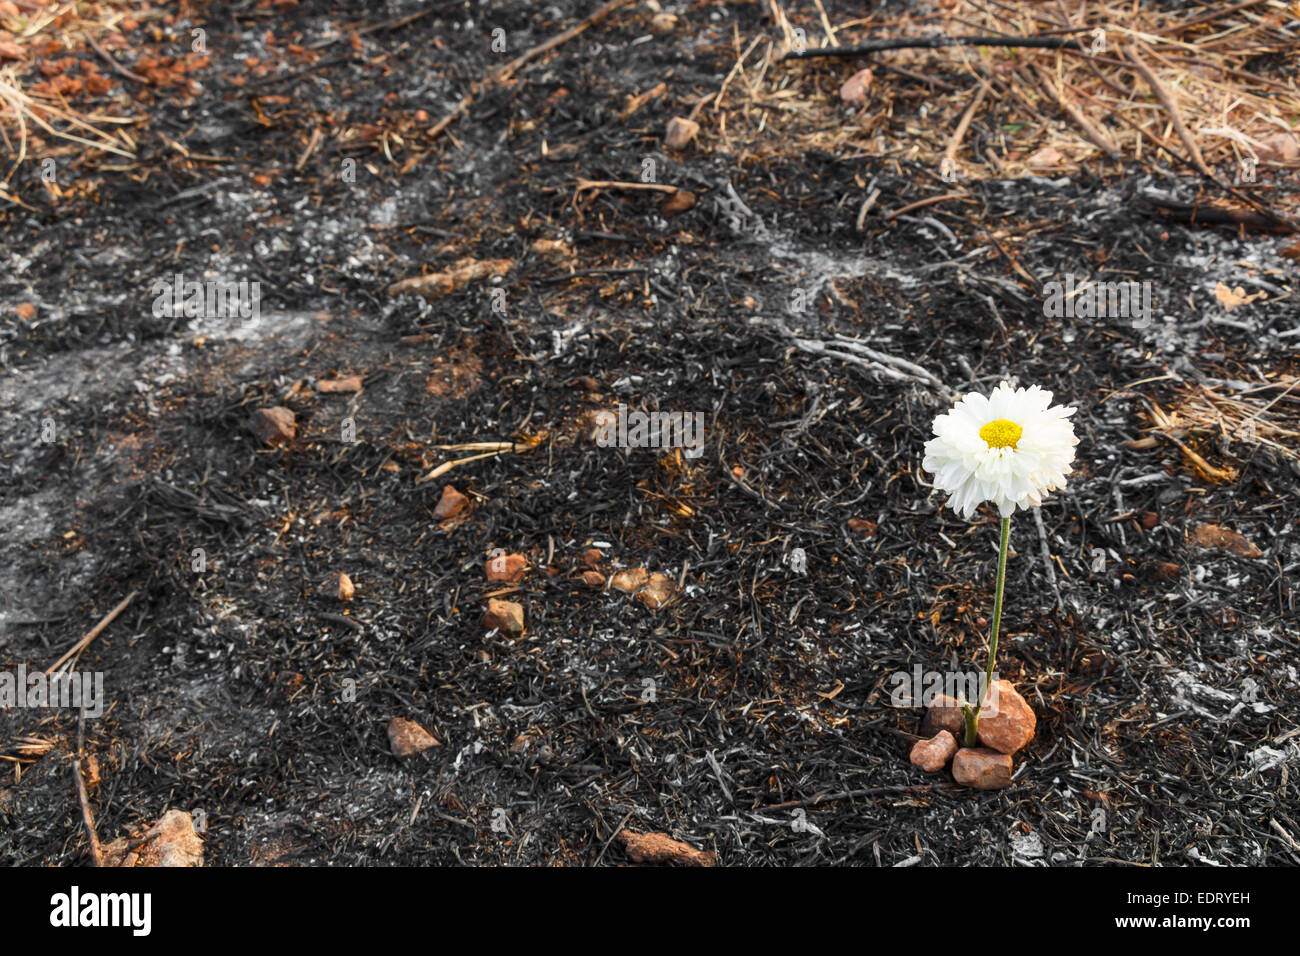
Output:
964,516,1011,747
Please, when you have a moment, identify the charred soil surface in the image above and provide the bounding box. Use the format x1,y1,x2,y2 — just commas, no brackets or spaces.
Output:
1,0,1298,866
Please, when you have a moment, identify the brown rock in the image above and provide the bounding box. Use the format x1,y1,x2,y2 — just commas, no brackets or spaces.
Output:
325,571,354,602
248,406,296,446
388,717,440,757
483,598,525,637
581,547,603,567
976,680,1036,755
839,68,873,106
664,116,699,149
1151,560,1181,583
617,830,715,867
909,730,957,772
432,484,469,520
485,551,528,582
316,374,363,393
637,573,676,611
952,747,1013,790
103,809,205,867
660,189,696,217
581,570,605,588
1192,523,1262,559
920,694,967,739
610,568,650,593
138,810,205,867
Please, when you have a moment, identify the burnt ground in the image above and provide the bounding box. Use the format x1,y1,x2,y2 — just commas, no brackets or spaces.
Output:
1,0,1299,867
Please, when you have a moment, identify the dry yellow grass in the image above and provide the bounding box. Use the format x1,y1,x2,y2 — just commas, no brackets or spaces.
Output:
0,0,154,202
708,1,1299,195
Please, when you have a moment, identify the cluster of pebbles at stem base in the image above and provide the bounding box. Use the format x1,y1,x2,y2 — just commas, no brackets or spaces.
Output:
909,680,1037,790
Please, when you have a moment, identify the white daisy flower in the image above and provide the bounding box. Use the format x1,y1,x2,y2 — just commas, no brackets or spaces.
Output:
922,382,1079,519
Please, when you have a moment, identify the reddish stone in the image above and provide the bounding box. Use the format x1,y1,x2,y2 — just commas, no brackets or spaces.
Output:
848,517,878,535
664,116,699,149
976,680,1037,755
248,406,296,446
909,731,957,772
433,485,469,520
920,693,967,739
952,747,1013,790
324,571,354,602
637,573,676,611
660,189,696,217
610,568,649,593
839,68,873,106
485,552,528,582
1151,560,1181,582
483,599,524,637
1192,524,1262,559
388,717,440,757
102,810,205,867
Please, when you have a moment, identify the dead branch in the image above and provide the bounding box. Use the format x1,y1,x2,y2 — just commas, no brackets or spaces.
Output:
73,711,102,866
45,590,139,677
782,34,1084,61
1124,46,1213,179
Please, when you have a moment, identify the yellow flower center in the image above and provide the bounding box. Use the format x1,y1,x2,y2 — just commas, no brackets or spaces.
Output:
979,418,1023,449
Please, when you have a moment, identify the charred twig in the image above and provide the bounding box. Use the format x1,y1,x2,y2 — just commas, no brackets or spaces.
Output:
83,33,148,85
786,332,957,401
1153,0,1273,36
244,53,359,89
307,6,441,49
319,613,365,632
1140,195,1297,235
114,821,165,861
765,785,947,812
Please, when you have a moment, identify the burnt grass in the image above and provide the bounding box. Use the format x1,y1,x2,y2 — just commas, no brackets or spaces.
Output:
1,0,1298,867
